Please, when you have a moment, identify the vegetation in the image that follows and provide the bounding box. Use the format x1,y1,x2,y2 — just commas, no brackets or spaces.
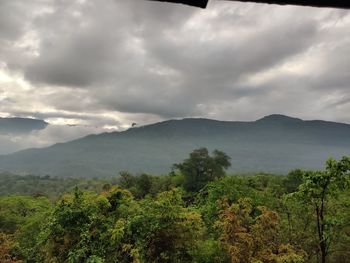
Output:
0,148,349,262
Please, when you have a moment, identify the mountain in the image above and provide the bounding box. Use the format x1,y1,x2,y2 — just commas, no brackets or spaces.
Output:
0,114,349,177
0,117,48,134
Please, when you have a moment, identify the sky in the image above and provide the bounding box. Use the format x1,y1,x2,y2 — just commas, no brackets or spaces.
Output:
0,0,350,153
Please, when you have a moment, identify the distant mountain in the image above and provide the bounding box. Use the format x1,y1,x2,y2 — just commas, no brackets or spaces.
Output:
0,117,48,134
0,114,349,177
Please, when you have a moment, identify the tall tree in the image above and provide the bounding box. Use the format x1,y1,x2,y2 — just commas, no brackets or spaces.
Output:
296,157,350,263
173,148,231,192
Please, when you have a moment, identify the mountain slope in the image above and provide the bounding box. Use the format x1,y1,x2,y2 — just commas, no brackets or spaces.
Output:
0,115,349,177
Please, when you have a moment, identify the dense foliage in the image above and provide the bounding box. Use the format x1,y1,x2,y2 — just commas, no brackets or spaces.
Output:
0,149,349,263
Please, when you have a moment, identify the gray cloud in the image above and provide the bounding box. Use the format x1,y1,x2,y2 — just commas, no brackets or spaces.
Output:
0,0,350,139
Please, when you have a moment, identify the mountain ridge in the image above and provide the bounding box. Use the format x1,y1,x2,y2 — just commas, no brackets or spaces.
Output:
76,114,350,138
0,114,349,177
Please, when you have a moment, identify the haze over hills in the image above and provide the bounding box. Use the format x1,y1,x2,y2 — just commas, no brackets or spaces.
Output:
0,114,349,177
0,117,113,155
0,117,48,134
0,117,49,154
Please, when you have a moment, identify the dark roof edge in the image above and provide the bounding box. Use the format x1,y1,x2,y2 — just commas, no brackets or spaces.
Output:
147,0,350,9
148,0,208,8
230,0,350,9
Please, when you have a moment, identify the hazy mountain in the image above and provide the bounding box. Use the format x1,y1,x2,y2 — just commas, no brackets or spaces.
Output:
0,114,349,177
0,117,49,154
0,117,48,134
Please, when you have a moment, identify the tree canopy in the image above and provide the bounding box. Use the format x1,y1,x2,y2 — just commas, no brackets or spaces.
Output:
173,148,231,192
0,151,349,262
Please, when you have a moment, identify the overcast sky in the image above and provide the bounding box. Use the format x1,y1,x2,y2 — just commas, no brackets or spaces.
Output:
0,0,350,152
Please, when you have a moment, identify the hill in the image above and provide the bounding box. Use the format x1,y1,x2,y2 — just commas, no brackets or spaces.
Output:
0,114,349,177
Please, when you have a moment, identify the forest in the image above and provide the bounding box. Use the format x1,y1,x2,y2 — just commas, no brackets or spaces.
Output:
0,148,349,263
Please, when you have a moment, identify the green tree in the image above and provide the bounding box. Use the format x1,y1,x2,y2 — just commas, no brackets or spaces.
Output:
135,174,153,199
0,196,50,234
296,157,350,263
198,175,279,233
37,187,137,263
0,195,52,261
173,148,231,192
127,189,204,263
279,194,316,260
0,233,22,263
218,198,305,263
118,171,136,189
283,169,304,193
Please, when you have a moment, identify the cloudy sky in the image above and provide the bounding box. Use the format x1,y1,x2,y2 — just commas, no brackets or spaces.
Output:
0,0,350,152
